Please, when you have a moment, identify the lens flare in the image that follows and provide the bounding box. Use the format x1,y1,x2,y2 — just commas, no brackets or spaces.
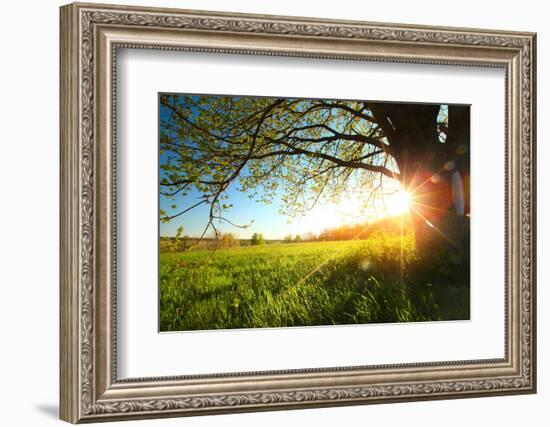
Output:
387,190,411,216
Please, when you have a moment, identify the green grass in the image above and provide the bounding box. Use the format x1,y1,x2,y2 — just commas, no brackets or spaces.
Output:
159,234,469,331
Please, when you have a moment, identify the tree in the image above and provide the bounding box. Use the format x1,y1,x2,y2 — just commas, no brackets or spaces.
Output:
294,234,302,243
283,234,293,243
160,94,469,253
159,225,188,252
219,232,239,249
250,232,265,246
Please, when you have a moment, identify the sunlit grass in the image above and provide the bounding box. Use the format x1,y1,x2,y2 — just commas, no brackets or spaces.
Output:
159,233,469,332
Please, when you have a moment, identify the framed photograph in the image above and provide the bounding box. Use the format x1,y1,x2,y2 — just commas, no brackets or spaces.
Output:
60,2,536,423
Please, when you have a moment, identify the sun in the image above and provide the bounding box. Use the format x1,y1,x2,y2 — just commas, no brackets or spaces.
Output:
386,190,411,216
289,187,412,235
297,197,363,235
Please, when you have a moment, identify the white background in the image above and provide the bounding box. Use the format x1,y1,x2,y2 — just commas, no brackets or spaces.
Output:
118,50,505,377
0,0,546,426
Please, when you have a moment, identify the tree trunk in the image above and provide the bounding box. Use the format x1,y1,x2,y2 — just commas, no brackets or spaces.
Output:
369,103,470,256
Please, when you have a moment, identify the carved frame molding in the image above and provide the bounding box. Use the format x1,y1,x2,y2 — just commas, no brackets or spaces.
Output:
60,2,536,423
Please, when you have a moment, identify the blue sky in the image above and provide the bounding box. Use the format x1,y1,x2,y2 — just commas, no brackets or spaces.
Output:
158,97,313,239
160,182,317,239
159,164,400,240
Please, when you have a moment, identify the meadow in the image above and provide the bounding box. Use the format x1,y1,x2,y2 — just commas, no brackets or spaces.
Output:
159,232,469,331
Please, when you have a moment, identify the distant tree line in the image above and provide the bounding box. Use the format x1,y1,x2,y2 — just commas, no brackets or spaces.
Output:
282,216,412,244
160,217,413,253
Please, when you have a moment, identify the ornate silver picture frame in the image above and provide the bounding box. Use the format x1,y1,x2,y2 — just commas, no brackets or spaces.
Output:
60,2,536,423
